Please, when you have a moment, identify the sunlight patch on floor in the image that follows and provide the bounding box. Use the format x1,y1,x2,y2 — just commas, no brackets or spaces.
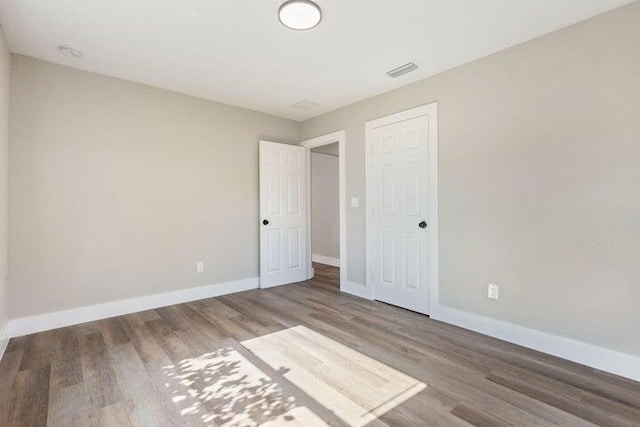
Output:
242,325,427,427
162,345,328,426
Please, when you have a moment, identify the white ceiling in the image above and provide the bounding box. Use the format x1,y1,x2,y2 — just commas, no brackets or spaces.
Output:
0,0,633,121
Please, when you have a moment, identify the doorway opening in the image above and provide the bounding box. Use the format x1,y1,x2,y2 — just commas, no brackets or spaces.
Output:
300,131,347,292
310,142,340,287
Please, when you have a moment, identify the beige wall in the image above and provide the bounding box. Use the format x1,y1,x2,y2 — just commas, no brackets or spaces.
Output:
300,2,640,356
6,3,639,358
0,27,9,331
9,55,300,318
311,151,339,260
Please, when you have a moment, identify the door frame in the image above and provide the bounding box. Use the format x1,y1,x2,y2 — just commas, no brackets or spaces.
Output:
300,130,347,292
365,102,439,312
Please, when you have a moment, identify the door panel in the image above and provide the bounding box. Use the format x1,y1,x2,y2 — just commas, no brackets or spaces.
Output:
372,115,430,314
260,141,307,288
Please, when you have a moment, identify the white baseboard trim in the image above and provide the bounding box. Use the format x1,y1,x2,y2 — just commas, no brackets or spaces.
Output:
7,277,259,339
334,281,639,382
312,254,340,267
431,304,640,382
5,275,638,383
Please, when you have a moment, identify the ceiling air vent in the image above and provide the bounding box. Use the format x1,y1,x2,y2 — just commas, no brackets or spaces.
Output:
386,62,419,78
292,100,320,111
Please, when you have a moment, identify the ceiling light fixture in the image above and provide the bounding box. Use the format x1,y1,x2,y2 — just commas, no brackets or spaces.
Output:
278,0,322,31
58,44,83,58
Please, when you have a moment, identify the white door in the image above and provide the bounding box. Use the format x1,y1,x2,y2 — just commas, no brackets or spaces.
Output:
259,140,308,288
371,115,431,314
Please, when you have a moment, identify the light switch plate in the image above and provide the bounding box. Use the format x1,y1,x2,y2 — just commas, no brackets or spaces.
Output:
350,197,359,208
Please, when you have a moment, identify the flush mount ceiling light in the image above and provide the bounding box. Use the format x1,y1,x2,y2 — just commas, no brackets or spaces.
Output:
278,0,322,31
58,44,83,58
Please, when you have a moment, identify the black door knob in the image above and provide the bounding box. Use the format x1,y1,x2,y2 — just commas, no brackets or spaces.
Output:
418,221,428,229
262,219,269,225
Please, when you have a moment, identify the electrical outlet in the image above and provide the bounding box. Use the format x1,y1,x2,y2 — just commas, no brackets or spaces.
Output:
488,283,499,300
350,197,359,208
196,261,204,273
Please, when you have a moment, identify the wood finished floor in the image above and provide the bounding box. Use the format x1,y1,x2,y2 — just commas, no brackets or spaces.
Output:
1,264,640,426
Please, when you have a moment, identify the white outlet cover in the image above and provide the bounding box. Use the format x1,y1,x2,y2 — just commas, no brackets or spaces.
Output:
488,283,499,300
196,262,204,273
350,197,359,208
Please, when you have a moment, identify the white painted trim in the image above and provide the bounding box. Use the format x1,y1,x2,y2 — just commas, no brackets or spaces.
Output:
6,277,259,338
300,130,347,293
431,304,640,382
341,281,371,300
312,254,340,267
0,323,9,362
365,102,439,306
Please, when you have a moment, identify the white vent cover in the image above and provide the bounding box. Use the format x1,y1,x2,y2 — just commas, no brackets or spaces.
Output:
386,62,419,78
58,44,83,58
292,100,320,111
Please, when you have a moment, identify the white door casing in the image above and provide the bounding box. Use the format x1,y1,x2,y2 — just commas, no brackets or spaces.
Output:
300,130,347,290
366,103,438,314
259,141,308,288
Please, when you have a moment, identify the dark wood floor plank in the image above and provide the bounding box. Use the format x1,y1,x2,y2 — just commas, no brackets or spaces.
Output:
79,332,121,408
155,304,225,342
6,364,51,427
18,332,54,372
216,294,286,329
99,317,131,349
187,300,257,342
49,327,83,391
0,349,24,426
108,343,193,426
487,372,636,426
5,335,26,353
451,404,512,427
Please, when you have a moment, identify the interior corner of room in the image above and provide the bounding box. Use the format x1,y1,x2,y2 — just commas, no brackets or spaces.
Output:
0,0,639,425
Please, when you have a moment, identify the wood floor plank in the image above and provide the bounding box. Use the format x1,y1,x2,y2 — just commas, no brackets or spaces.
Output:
108,343,190,426
79,332,121,408
1,263,639,426
451,403,512,427
5,336,27,353
49,328,83,391
187,300,257,342
47,382,93,426
5,364,51,427
0,349,24,426
99,317,131,349
18,332,54,372
94,402,133,427
487,372,636,426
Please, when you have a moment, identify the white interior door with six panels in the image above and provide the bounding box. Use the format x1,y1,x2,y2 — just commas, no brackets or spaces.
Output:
259,140,308,288
371,115,431,314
